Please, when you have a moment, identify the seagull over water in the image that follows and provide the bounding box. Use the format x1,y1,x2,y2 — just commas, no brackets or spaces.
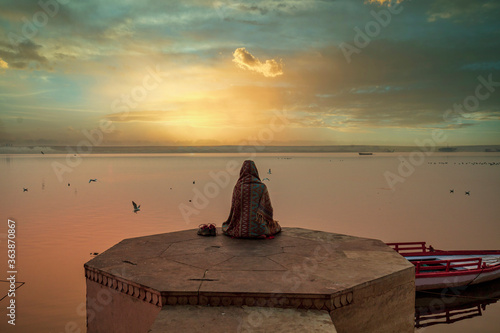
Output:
132,201,141,213
89,179,97,183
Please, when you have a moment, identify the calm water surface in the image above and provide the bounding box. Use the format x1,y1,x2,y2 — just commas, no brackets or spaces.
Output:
0,153,499,332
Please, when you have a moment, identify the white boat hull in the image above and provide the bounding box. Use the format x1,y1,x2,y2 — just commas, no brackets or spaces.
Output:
386,242,500,291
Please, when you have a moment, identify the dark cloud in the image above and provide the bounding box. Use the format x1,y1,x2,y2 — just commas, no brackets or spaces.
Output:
282,30,500,130
222,17,263,26
426,0,500,23
0,39,49,69
444,123,476,130
237,4,269,15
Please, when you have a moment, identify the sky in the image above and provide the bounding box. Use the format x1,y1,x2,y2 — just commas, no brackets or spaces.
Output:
0,0,499,146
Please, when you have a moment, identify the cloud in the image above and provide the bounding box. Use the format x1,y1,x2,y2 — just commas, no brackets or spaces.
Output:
0,39,49,70
0,58,7,69
1,0,499,146
237,4,269,15
105,110,171,123
232,47,283,78
365,0,405,5
426,0,500,23
451,123,477,128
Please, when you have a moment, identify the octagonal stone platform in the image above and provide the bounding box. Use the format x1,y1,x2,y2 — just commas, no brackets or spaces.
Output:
84,227,415,332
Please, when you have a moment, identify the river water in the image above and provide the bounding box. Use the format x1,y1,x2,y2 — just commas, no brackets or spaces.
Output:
0,152,499,332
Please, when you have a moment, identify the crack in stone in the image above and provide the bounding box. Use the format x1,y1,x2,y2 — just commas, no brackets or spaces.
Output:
197,269,209,294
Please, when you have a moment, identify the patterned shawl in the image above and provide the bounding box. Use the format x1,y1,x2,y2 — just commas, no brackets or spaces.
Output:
222,160,281,238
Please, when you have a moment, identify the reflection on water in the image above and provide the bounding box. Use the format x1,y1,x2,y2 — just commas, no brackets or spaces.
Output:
0,153,499,332
415,278,500,331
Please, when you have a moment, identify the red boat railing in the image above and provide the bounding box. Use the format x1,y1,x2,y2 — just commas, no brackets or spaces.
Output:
386,242,428,254
413,258,483,274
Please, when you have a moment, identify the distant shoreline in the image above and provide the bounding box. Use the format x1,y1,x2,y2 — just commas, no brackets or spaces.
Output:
1,145,499,154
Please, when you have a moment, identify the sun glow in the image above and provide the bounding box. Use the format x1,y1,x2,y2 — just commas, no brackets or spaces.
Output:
1,1,497,147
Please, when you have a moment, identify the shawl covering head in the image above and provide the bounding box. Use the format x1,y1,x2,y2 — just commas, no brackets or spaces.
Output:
222,160,281,238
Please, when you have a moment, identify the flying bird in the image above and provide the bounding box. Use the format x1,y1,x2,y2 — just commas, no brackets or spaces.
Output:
268,169,272,174
262,178,270,181
89,179,97,183
132,201,141,213
449,189,454,193
23,188,28,192
465,191,470,196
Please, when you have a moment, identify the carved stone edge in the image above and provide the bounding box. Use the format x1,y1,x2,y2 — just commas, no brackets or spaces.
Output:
85,267,162,307
160,292,353,311
84,267,353,311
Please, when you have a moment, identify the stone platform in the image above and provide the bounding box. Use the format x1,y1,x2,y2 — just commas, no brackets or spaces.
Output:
84,227,415,332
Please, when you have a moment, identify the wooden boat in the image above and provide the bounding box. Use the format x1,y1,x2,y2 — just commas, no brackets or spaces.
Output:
386,242,500,291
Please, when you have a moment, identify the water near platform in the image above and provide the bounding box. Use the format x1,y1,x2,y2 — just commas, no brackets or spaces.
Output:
0,152,499,332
